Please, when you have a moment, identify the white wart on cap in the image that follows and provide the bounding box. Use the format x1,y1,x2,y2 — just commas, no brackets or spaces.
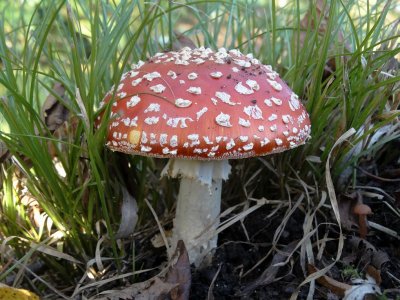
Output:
97,47,311,160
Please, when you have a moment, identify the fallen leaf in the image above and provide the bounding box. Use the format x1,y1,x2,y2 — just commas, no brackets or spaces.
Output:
338,194,358,230
115,187,138,239
308,264,351,297
370,250,390,270
365,265,381,286
165,240,191,300
94,277,178,300
172,32,196,51
41,83,69,133
0,140,10,163
93,241,191,300
0,283,39,300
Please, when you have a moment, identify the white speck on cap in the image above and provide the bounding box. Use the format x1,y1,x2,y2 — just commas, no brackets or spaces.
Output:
238,117,251,127
141,131,148,144
289,93,301,111
246,79,260,91
215,91,238,105
243,143,254,151
211,145,219,152
239,136,249,142
196,107,208,121
264,99,273,107
141,145,152,152
131,60,145,69
143,72,161,81
261,137,270,147
267,79,283,91
215,112,233,127
144,116,159,125
282,115,291,124
131,78,142,86
187,87,201,94
187,72,198,80
127,95,141,107
192,58,205,64
166,117,193,128
226,139,235,150
170,135,178,147
144,103,160,113
203,136,213,145
235,82,254,95
160,133,168,146
210,71,223,78
149,84,166,93
129,71,139,78
188,134,200,147
243,105,263,119
271,97,282,106
175,98,192,108
167,70,177,79
268,114,277,121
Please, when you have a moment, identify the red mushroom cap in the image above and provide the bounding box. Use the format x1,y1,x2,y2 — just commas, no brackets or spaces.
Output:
97,47,311,160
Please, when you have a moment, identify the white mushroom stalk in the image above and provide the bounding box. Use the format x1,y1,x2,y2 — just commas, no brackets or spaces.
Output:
162,159,231,266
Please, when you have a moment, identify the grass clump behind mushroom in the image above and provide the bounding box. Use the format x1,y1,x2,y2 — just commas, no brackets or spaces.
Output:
0,0,398,298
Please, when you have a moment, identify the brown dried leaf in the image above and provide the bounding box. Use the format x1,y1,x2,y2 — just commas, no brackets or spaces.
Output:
41,83,69,132
165,240,191,300
93,241,191,300
172,32,196,51
338,194,358,230
0,141,9,163
115,187,138,239
95,277,178,300
366,265,381,285
308,264,351,297
370,250,390,270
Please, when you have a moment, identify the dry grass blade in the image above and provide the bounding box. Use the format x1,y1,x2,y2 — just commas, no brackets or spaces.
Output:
144,198,171,260
290,129,357,299
236,241,298,296
207,264,221,300
30,242,81,264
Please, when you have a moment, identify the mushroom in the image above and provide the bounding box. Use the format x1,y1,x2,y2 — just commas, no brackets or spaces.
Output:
97,47,311,266
353,203,372,239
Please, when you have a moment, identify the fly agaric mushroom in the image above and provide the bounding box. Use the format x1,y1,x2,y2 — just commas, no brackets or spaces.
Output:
97,47,311,266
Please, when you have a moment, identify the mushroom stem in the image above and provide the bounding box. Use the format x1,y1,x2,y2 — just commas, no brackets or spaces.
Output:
174,176,222,265
162,159,231,266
